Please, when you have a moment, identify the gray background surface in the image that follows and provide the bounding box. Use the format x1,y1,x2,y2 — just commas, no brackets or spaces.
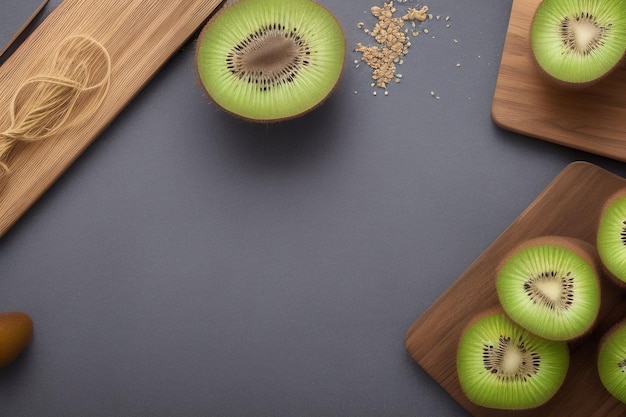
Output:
1,0,626,416
0,0,47,55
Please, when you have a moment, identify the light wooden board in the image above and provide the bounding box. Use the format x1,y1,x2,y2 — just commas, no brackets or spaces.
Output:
0,0,48,56
491,0,626,162
405,162,626,416
0,0,224,238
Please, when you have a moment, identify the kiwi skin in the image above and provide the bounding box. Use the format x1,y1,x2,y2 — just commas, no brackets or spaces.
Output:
496,235,602,342
456,308,570,410
0,312,33,368
597,189,626,289
529,0,626,89
195,0,346,124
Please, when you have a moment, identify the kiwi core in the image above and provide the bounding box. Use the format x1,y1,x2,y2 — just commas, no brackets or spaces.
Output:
524,271,574,312
562,14,607,55
227,25,311,90
484,335,540,381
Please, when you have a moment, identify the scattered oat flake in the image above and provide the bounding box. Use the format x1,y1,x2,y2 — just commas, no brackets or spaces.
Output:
402,6,429,22
355,1,429,90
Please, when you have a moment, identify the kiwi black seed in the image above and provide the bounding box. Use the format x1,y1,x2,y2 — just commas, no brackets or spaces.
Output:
597,189,626,287
196,0,345,123
598,318,626,404
496,236,601,341
456,309,569,410
530,0,626,87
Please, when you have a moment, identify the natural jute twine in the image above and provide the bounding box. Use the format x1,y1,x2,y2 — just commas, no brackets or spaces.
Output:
0,35,111,181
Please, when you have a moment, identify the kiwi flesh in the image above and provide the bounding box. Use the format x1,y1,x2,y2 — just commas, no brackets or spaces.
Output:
530,0,626,87
456,309,569,410
597,189,626,287
598,318,626,403
195,0,345,123
496,236,601,341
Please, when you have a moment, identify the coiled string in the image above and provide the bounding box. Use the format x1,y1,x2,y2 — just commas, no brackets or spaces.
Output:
0,35,111,181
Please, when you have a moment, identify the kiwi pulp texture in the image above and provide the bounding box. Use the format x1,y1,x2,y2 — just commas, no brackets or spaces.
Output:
196,0,345,122
530,0,626,86
456,310,569,410
598,319,626,404
597,192,626,286
496,237,601,341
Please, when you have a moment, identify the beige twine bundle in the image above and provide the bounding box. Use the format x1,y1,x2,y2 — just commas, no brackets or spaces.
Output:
0,35,111,179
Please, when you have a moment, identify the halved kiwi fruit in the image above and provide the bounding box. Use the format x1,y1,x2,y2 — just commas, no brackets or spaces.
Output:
195,0,346,123
530,0,626,87
496,236,601,341
456,309,569,410
597,189,626,287
598,318,626,403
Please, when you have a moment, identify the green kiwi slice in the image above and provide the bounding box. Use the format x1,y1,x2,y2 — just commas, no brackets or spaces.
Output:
496,236,601,341
195,0,345,122
457,309,569,410
530,0,626,87
597,190,626,287
598,318,626,403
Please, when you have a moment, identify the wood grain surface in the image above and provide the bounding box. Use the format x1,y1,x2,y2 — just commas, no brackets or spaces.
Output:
491,0,626,162
405,162,626,416
0,0,224,238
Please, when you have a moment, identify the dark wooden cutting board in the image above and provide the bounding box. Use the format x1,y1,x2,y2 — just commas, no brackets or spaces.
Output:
405,162,626,416
491,0,626,162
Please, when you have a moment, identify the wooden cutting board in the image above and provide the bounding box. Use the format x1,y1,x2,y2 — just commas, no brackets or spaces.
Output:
491,0,626,162
0,0,224,238
405,162,626,416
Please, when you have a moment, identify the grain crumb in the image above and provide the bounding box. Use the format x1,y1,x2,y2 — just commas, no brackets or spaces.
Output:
402,6,429,22
355,1,429,90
